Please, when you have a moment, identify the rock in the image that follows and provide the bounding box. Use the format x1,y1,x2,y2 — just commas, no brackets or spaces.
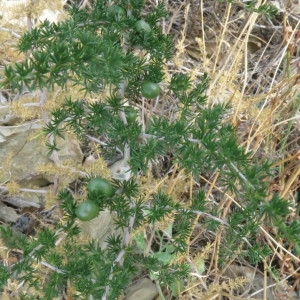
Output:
0,121,83,186
0,0,66,26
78,210,124,249
125,278,158,300
0,292,12,300
1,195,41,209
0,98,21,125
0,203,19,223
109,157,131,181
78,210,112,242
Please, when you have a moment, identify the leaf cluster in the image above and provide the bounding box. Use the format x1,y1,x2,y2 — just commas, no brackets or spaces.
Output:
1,0,172,94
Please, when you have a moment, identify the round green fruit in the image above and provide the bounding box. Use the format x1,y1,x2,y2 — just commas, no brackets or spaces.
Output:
87,177,113,197
141,82,160,99
75,200,99,221
125,107,138,124
107,5,126,18
135,20,151,33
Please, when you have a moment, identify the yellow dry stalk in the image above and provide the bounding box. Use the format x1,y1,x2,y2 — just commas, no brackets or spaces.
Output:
44,82,87,109
85,93,101,104
74,191,89,204
2,279,23,297
0,238,9,262
163,64,172,85
206,40,244,104
136,174,167,202
193,37,211,69
188,66,202,83
245,82,296,125
156,214,175,232
170,252,187,265
10,98,42,122
5,181,20,195
80,155,111,180
168,182,187,201
209,83,234,108
192,243,213,263
65,280,80,300
186,276,248,300
174,3,190,67
0,32,24,63
224,277,249,291
130,225,146,240
35,159,80,182
166,171,190,201
90,143,103,157
44,190,57,209
61,128,79,141
27,128,47,144
174,30,187,67
0,152,14,181
32,261,52,290
43,92,69,111
0,29,9,45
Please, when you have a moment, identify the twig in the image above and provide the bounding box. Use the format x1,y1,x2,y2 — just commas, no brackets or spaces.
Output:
259,226,300,263
39,90,60,195
0,186,48,194
0,103,43,109
86,134,123,155
10,228,66,272
101,203,136,300
141,204,229,226
229,162,255,189
86,134,108,147
1,196,41,209
0,26,21,38
39,260,65,273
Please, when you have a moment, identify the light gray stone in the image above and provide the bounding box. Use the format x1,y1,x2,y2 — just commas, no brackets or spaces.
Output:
0,121,83,186
125,278,158,300
0,105,21,125
0,204,19,223
78,210,125,250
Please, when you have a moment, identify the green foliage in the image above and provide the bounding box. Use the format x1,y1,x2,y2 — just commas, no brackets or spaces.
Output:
2,0,172,93
0,265,10,285
0,0,297,299
218,0,278,18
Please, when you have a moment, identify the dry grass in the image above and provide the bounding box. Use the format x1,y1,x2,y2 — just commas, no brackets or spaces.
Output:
152,0,300,298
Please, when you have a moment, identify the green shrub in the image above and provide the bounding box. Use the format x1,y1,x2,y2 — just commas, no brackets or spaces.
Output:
0,0,297,299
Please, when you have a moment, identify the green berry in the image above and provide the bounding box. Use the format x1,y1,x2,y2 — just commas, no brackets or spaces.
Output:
107,5,126,19
75,200,99,221
125,107,138,124
87,177,113,198
135,20,151,33
141,82,160,99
